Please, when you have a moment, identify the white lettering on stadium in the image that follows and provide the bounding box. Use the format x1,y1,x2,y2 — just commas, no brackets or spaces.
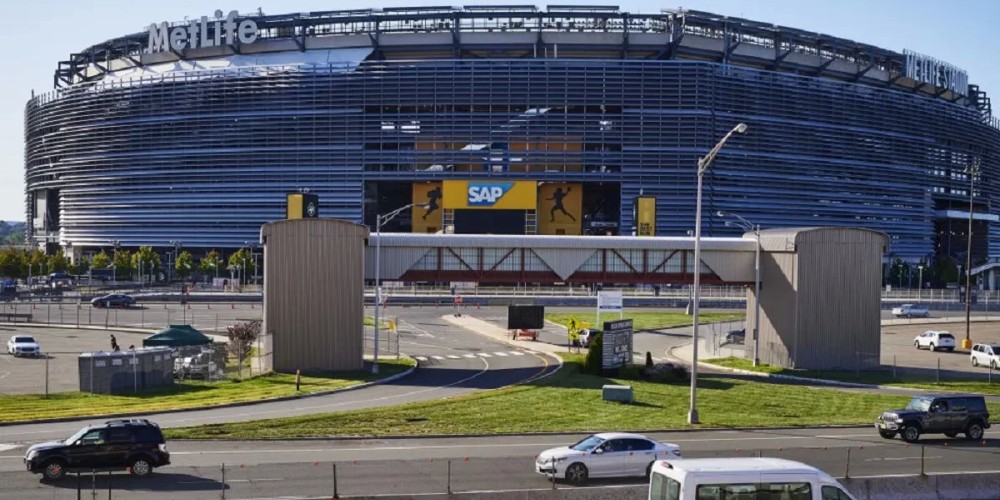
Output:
147,10,258,54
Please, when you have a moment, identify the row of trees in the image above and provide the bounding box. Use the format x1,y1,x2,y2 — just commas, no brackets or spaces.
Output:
0,246,257,283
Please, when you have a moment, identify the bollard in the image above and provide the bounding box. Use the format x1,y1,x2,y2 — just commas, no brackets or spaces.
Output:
295,370,301,391
333,463,339,499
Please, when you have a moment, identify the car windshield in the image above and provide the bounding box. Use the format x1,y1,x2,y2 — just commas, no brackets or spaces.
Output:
569,435,606,452
64,427,92,445
939,334,955,340
13,336,35,343
905,397,932,412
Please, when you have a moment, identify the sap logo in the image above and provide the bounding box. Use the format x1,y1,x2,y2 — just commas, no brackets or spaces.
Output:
467,183,514,206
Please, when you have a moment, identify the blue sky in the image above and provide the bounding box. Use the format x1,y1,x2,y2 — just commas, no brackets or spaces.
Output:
0,0,996,222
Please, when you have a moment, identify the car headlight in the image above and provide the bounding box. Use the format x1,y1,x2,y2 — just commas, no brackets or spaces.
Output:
549,457,567,463
894,418,904,423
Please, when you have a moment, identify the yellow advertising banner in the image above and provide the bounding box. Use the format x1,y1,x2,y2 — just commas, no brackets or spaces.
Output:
635,196,656,236
442,180,537,210
412,182,443,233
537,183,582,235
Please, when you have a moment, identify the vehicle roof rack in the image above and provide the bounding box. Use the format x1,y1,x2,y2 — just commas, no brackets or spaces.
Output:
104,418,155,426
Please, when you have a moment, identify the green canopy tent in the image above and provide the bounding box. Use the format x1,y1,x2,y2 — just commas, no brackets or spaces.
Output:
142,324,213,347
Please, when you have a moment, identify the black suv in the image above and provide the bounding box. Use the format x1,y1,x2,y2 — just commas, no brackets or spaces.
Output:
875,395,990,443
24,419,170,480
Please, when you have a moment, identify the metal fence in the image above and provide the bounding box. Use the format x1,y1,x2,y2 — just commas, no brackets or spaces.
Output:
23,444,998,499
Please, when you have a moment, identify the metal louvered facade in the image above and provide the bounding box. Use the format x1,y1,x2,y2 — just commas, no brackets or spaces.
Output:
24,6,1000,262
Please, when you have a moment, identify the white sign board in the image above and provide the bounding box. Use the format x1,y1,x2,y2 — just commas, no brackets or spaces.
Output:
597,291,623,312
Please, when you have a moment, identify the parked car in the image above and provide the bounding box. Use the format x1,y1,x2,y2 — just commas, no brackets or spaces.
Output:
875,394,990,442
913,330,956,351
891,304,930,318
6,335,42,357
91,294,134,308
725,329,746,345
24,418,170,480
970,343,1000,369
535,432,681,484
579,328,602,348
173,351,223,380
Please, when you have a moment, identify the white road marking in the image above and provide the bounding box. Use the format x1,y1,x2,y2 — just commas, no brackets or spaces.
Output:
510,351,526,356
492,352,509,357
0,444,18,452
477,353,492,358
431,356,445,360
446,355,460,359
413,356,428,362
399,319,435,338
462,354,476,358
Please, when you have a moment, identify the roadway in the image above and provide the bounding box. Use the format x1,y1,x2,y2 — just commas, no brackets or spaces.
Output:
0,428,997,498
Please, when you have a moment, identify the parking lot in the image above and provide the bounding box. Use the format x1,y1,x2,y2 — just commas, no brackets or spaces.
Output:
881,320,1000,379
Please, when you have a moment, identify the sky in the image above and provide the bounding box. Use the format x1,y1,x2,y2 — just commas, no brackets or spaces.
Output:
0,0,996,223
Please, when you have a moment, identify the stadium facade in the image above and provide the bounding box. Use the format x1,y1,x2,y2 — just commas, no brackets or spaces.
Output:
24,6,1000,266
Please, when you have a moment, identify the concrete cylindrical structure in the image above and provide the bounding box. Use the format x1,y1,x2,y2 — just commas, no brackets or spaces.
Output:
261,219,369,372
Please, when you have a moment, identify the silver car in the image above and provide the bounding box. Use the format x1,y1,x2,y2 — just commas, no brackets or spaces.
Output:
535,432,681,484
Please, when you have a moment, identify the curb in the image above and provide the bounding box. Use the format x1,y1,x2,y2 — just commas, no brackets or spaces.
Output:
173,423,877,442
438,314,565,383
0,361,419,428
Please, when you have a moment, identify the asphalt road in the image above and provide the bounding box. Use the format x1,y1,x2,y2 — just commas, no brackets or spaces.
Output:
0,428,997,498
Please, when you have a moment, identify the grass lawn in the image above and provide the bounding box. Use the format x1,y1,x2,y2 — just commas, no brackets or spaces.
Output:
0,358,415,424
546,311,744,332
706,357,1000,395
165,354,1000,440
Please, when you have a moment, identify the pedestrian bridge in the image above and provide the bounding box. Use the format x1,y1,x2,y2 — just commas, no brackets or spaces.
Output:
364,233,758,285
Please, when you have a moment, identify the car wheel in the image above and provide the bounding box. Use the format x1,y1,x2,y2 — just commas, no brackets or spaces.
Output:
992,361,998,371
42,459,67,480
944,432,958,438
129,457,153,478
878,430,896,439
929,343,936,352
564,463,588,485
966,422,985,441
914,341,921,349
646,461,656,478
972,357,979,367
902,425,921,443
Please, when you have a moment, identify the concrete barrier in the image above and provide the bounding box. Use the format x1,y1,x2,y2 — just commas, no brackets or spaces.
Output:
332,473,1000,499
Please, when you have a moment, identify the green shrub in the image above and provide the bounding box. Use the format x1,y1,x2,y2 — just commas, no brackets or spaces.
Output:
583,332,603,374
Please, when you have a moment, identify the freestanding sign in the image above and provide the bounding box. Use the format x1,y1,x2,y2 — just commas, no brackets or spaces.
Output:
601,318,633,371
596,290,623,329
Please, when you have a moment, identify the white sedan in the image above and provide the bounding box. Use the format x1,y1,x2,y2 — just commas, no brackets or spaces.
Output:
535,432,681,484
913,330,956,352
6,335,42,357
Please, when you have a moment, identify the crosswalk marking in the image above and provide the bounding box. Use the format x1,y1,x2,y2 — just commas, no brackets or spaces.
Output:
462,354,476,358
510,351,526,356
477,353,492,358
431,355,445,360
413,356,428,361
446,355,460,359
492,352,509,357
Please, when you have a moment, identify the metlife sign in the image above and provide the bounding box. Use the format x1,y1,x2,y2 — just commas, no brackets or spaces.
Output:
147,10,258,54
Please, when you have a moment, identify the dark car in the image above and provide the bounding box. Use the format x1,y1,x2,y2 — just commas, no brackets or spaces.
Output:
725,329,746,345
24,418,169,480
91,294,134,308
875,395,990,443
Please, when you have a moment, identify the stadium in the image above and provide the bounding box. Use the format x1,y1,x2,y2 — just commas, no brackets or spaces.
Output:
24,5,1000,267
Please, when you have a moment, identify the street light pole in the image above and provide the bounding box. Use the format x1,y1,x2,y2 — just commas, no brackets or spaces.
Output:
373,203,426,374
918,265,924,300
689,123,747,425
719,211,761,367
964,163,978,349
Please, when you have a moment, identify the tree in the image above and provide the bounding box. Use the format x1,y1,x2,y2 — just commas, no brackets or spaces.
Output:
227,248,255,284
130,246,161,279
112,250,133,278
26,249,46,277
0,247,25,279
584,331,603,375
175,250,194,279
71,256,91,276
199,250,222,281
91,250,111,270
46,250,71,274
226,320,261,378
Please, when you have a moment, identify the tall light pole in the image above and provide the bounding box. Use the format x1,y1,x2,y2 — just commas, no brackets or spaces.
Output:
963,163,979,349
245,241,260,284
373,203,425,374
719,211,761,367
689,122,747,425
169,241,181,282
918,264,924,300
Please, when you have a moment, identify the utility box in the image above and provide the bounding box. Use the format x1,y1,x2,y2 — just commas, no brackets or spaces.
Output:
602,384,633,404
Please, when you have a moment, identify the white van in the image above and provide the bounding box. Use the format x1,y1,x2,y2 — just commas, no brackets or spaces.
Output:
648,457,856,500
